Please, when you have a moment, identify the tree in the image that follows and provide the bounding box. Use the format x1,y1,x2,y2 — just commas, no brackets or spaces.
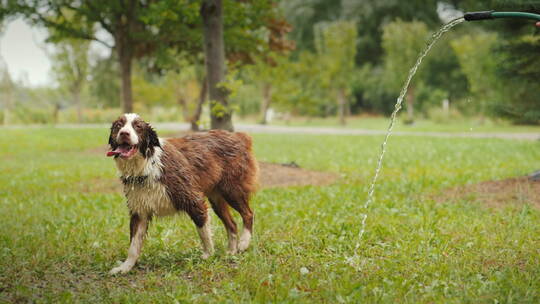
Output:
88,54,120,108
382,19,429,123
49,38,90,122
146,0,280,130
0,62,14,125
243,52,292,124
314,20,357,125
0,22,14,125
451,33,499,121
239,16,294,125
10,0,200,113
200,0,233,131
283,0,439,65
453,0,540,123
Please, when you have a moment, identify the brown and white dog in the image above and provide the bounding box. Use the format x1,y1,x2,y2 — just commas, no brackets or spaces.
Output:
107,113,258,274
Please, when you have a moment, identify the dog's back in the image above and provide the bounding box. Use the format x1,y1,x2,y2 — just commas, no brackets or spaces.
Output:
164,130,258,196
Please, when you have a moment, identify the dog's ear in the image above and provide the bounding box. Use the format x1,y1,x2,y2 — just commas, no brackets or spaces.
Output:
139,123,160,158
108,126,118,149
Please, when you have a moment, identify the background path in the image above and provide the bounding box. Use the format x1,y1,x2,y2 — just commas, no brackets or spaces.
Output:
4,122,539,140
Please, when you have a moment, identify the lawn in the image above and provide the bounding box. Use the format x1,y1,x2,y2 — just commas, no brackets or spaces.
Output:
1,127,540,303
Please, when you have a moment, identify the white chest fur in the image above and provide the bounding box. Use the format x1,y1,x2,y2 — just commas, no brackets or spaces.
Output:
115,139,175,217
124,181,176,217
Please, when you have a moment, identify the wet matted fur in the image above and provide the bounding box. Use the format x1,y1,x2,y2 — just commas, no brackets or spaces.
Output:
107,113,258,274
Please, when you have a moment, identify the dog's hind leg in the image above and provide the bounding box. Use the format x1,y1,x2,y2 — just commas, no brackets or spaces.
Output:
222,190,254,252
208,193,238,254
110,213,148,275
187,204,214,259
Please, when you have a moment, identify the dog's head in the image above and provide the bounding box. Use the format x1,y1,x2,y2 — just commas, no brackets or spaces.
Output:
107,113,160,159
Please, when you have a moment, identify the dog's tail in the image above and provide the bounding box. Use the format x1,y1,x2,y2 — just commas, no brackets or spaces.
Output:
235,132,259,192
236,132,253,151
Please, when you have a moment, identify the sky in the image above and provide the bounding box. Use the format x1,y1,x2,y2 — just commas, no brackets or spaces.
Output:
0,18,110,87
0,19,51,86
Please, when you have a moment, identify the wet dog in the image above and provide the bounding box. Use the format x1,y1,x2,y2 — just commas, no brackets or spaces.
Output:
107,113,258,274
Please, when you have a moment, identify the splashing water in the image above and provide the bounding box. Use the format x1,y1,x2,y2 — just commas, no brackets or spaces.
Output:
349,18,465,265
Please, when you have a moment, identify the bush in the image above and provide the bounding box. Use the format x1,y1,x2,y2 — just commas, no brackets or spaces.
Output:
12,106,55,124
148,107,185,122
427,107,464,124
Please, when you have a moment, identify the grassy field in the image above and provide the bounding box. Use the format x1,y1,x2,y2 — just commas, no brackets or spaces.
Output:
1,127,540,303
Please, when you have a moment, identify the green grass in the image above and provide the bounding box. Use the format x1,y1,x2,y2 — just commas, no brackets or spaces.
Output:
237,115,540,133
1,127,540,303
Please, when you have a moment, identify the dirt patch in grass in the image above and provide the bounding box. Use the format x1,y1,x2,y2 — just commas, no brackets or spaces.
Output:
436,177,540,208
258,162,338,188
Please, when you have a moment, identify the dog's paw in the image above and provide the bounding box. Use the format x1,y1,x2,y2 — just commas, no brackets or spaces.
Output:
109,263,133,275
238,230,252,252
226,248,238,255
201,251,213,260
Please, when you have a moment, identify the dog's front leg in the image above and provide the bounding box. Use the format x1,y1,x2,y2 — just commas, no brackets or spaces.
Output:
110,213,148,275
189,206,214,260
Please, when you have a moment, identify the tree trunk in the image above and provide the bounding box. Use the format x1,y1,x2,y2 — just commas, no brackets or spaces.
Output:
119,54,133,113
116,32,133,113
405,85,415,124
3,87,13,126
337,88,347,125
1,71,13,125
201,0,233,131
260,83,271,125
73,89,82,123
53,103,60,125
191,77,208,131
178,96,190,121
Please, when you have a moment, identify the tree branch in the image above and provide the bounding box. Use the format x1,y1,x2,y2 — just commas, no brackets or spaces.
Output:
36,14,113,48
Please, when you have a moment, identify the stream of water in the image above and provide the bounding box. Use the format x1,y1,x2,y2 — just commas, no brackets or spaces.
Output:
352,17,465,262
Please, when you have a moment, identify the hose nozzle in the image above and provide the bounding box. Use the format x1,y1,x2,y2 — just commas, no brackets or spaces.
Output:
464,11,540,27
464,11,494,21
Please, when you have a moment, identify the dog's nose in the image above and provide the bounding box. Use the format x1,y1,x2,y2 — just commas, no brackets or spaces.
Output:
119,131,129,138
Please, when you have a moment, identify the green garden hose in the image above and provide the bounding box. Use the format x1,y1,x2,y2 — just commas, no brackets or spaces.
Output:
464,11,540,26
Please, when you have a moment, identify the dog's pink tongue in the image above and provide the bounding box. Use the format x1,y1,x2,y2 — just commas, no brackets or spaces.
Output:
106,150,120,157
106,146,130,157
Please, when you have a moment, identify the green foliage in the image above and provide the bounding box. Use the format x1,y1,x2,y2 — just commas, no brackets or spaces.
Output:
49,36,91,119
50,38,90,90
283,0,439,64
314,20,357,90
427,107,465,124
492,32,540,124
353,64,396,115
87,55,120,108
239,52,299,116
415,83,449,115
382,19,429,92
451,32,499,117
210,100,229,118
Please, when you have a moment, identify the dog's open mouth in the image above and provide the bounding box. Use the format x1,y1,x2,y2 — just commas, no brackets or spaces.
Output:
107,144,138,159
